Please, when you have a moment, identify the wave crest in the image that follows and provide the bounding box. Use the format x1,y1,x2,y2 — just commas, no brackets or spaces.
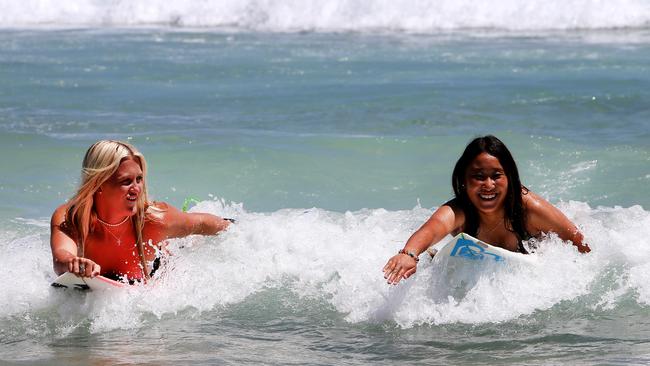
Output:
1,0,649,32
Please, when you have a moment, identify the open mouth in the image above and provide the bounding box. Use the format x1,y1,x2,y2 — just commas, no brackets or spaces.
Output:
126,194,138,202
479,192,497,201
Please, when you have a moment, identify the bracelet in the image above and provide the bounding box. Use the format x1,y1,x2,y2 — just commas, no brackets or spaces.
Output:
398,249,419,262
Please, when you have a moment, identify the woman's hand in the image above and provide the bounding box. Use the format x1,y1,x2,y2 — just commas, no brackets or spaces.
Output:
66,256,101,278
381,203,461,285
383,253,418,285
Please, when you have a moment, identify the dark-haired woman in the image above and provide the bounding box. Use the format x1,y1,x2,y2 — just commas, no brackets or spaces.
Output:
383,135,590,285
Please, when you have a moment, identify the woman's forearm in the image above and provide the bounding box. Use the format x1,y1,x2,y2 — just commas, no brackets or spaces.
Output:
52,248,76,275
193,213,232,235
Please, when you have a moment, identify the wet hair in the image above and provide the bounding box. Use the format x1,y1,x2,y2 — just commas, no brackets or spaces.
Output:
451,135,529,252
61,140,153,279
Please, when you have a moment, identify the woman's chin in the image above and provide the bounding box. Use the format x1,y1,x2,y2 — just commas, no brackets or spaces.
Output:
473,199,503,213
124,203,138,215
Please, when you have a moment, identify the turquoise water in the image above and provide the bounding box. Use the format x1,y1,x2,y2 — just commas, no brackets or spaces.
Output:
1,27,650,365
2,30,648,218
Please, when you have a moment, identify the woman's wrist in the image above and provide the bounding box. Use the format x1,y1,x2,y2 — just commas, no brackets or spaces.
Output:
398,248,419,262
53,249,76,264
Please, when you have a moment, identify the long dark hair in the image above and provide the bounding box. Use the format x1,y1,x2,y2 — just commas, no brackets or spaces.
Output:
451,135,529,252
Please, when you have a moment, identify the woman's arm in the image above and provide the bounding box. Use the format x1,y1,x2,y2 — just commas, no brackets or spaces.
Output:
383,201,464,285
50,205,101,277
153,202,232,239
525,192,591,253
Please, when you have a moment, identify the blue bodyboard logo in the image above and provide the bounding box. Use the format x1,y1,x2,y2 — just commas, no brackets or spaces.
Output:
449,238,504,262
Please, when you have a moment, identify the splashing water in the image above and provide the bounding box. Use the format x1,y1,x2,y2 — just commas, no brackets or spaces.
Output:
2,198,648,337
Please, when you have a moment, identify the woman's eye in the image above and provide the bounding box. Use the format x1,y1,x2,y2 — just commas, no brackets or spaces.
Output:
136,176,143,183
122,180,131,186
472,174,485,180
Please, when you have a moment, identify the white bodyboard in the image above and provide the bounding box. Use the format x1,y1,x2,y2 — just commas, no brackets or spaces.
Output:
428,233,535,299
51,272,127,291
432,232,535,264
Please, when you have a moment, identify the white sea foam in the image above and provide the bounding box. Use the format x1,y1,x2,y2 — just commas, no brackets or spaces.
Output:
0,0,649,32
2,198,649,332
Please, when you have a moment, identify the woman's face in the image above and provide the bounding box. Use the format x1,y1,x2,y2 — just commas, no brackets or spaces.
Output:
464,152,509,214
96,158,143,217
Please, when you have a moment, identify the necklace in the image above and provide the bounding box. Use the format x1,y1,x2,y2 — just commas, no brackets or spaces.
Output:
97,217,130,246
479,219,502,235
96,215,130,227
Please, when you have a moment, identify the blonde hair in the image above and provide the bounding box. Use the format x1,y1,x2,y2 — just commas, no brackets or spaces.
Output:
64,140,152,279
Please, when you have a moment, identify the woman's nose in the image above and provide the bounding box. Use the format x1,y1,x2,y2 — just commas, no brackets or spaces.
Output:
482,178,495,189
129,183,141,193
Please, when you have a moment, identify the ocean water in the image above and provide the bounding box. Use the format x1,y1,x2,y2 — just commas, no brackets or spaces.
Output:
1,1,650,365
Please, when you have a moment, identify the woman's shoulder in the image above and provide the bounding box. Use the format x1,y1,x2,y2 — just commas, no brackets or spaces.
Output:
522,189,567,230
145,201,172,221
51,203,78,238
438,198,466,234
442,198,466,218
51,203,69,225
148,200,170,211
443,197,460,210
522,190,551,214
143,201,196,240
145,201,185,225
143,201,173,239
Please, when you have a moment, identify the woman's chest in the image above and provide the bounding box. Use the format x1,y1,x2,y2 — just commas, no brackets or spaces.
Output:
84,230,161,264
477,229,521,252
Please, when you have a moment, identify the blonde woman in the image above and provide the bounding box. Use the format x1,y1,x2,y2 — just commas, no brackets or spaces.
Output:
50,140,232,282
